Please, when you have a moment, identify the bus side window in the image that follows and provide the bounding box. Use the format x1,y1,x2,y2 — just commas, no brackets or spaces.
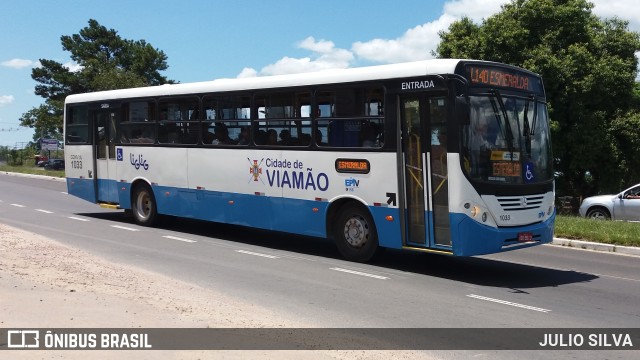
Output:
316,86,384,148
202,94,251,146
65,105,90,144
120,100,156,144
158,96,200,145
255,91,311,146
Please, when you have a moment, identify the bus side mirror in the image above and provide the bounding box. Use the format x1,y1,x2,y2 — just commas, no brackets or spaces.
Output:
455,96,469,125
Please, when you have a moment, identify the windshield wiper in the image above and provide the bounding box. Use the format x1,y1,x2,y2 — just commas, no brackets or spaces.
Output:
530,96,538,136
524,96,532,156
489,90,515,156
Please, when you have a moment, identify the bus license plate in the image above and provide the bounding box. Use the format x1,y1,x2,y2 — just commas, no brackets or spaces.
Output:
518,232,533,243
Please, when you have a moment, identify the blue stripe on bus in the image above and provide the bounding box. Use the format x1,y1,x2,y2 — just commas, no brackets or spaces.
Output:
153,185,333,238
67,177,96,203
98,178,119,203
150,185,403,248
451,211,555,256
67,177,404,249
67,177,553,256
370,206,403,249
67,177,121,204
118,182,132,209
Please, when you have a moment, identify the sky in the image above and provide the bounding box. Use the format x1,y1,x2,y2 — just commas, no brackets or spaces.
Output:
1,0,639,147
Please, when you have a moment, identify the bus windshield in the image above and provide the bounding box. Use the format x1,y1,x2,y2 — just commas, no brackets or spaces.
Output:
463,93,552,184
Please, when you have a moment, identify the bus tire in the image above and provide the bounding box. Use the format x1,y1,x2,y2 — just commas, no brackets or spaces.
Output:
333,203,379,262
132,183,158,226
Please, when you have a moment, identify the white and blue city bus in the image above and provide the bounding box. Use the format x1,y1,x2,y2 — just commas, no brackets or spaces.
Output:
64,59,555,262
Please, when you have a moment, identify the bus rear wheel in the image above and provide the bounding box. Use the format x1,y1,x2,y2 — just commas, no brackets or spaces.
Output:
132,184,157,226
333,203,379,262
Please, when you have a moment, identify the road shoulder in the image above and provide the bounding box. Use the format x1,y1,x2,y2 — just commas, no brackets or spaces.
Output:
0,223,423,360
551,237,640,257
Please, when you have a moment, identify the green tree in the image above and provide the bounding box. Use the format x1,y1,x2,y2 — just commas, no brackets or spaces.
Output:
436,0,640,196
21,19,174,141
18,102,62,140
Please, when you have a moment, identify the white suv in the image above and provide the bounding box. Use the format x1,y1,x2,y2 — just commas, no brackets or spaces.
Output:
578,184,640,220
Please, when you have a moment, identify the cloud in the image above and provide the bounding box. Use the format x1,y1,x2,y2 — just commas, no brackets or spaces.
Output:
237,67,258,79
591,0,640,32
443,0,510,22
63,61,83,73
352,14,457,63
352,0,509,63
236,0,640,77
237,0,510,76
1,58,35,69
0,95,15,107
237,36,353,77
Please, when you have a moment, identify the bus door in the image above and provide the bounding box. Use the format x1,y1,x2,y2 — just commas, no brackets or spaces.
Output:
92,109,119,203
400,95,451,248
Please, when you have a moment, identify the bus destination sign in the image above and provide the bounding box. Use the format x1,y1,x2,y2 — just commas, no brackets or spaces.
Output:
335,158,370,174
467,65,538,92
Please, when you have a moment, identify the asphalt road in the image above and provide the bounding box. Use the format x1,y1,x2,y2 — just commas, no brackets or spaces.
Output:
1,172,639,358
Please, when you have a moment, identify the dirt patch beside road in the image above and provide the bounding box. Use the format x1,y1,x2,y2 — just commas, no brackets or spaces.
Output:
0,223,426,360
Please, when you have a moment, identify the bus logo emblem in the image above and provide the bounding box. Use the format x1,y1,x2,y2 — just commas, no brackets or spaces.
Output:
248,158,264,184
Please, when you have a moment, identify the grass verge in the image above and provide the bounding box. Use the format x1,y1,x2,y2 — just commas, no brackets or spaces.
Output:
555,215,640,247
0,164,64,178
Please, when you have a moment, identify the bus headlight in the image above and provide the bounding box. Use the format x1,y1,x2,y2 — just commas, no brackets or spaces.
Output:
468,204,489,223
470,206,480,217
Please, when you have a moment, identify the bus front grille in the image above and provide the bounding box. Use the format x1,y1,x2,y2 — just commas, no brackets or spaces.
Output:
496,195,545,212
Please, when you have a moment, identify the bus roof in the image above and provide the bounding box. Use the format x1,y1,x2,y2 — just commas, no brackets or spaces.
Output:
65,59,483,104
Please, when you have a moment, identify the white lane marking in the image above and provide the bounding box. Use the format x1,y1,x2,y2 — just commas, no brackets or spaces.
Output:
330,267,389,280
68,216,90,222
236,250,279,259
35,209,53,214
497,257,640,284
162,235,196,243
593,273,640,283
61,192,68,195
110,225,139,232
467,294,551,313
10,204,25,208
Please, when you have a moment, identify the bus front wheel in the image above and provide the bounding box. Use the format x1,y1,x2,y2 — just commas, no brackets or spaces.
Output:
333,203,379,262
132,184,158,226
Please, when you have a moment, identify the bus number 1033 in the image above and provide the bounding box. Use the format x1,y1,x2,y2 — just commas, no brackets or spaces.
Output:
71,160,83,169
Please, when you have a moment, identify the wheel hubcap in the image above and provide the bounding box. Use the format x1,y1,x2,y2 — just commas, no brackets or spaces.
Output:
135,191,151,220
343,216,369,248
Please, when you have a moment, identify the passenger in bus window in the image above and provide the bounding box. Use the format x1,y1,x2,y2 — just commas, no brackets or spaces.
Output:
119,130,130,144
315,129,326,146
278,129,292,145
212,124,233,145
201,122,215,144
131,127,154,144
237,126,250,145
470,120,493,177
361,123,377,147
298,133,311,146
471,121,493,151
256,130,267,145
266,129,278,145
